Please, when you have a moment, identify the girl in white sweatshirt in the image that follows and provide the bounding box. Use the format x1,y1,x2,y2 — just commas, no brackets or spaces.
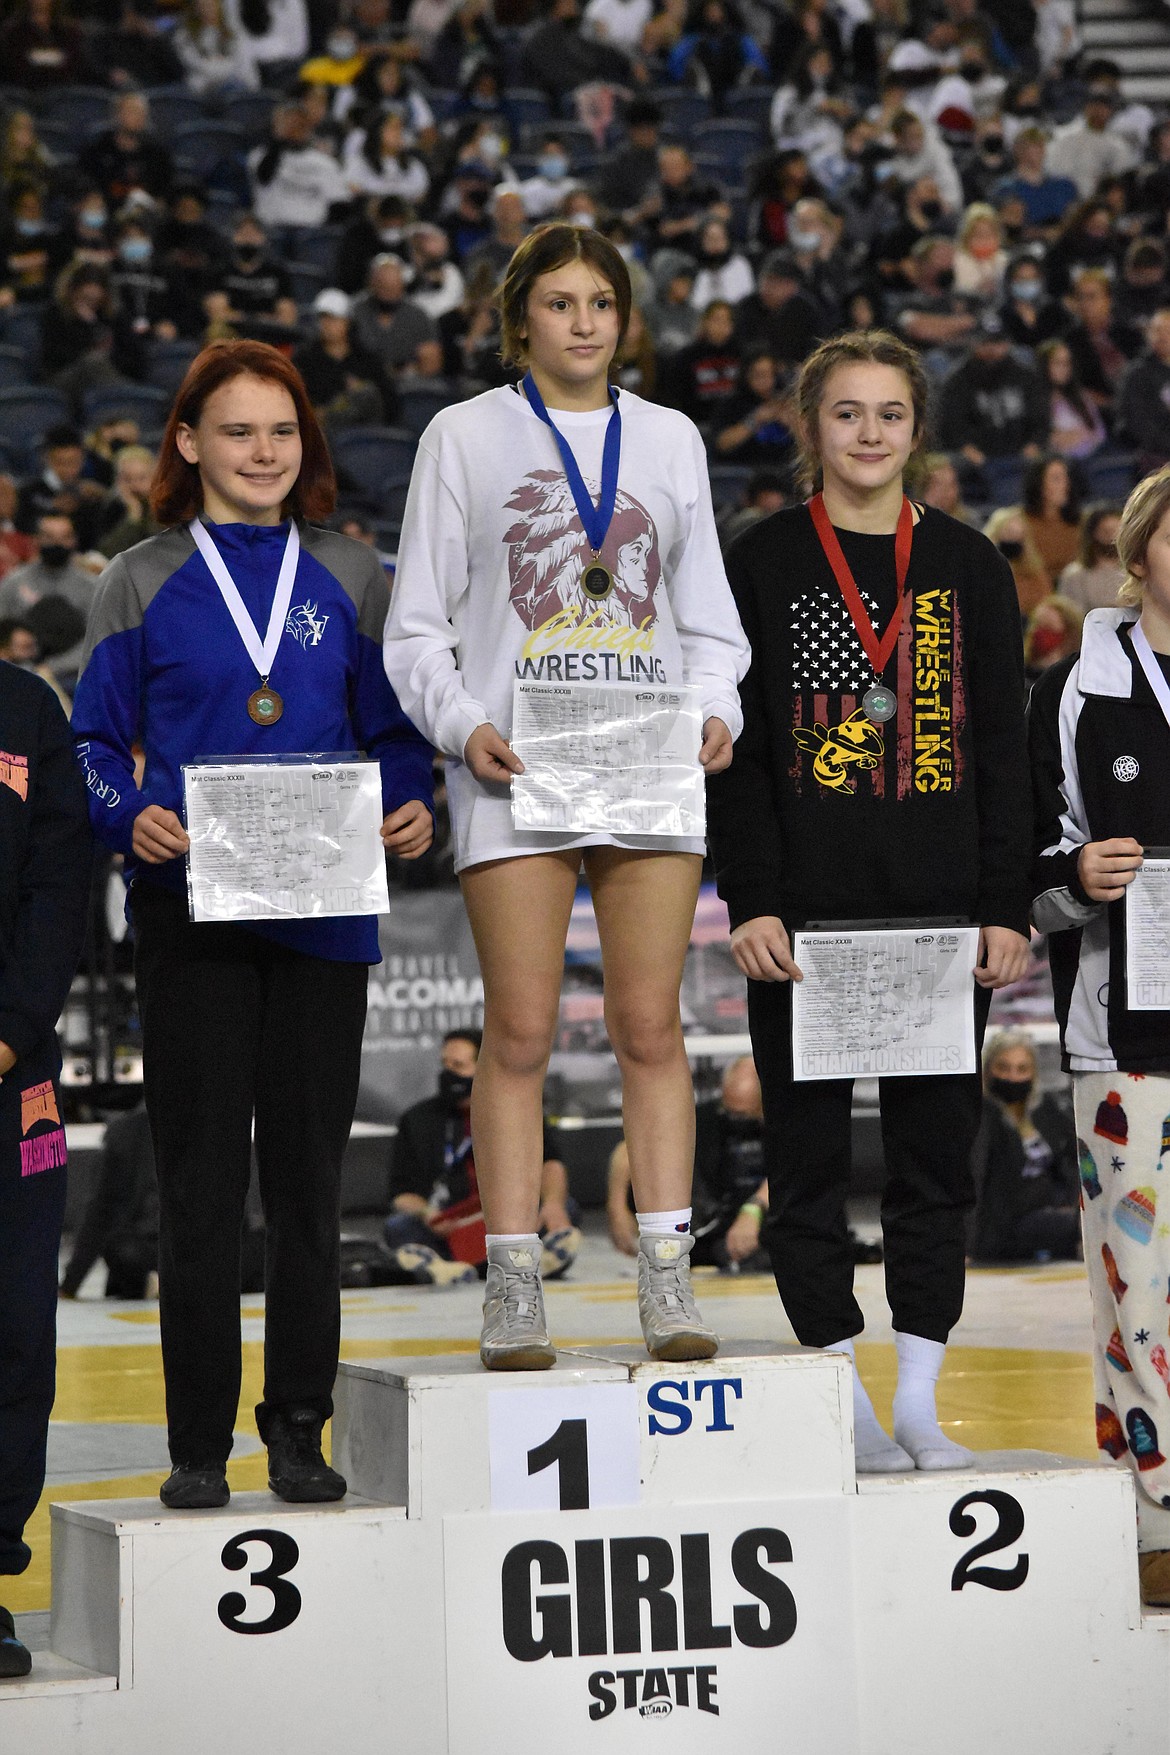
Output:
385,224,750,1371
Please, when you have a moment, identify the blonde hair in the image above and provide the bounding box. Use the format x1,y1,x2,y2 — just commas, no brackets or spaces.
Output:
794,329,929,495
1116,464,1170,607
958,202,1000,248
983,505,1046,578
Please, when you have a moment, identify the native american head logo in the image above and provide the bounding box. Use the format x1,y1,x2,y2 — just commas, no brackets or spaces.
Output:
285,600,329,649
503,470,662,633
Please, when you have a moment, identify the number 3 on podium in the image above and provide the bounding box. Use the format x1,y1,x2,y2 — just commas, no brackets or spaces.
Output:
488,1385,641,1513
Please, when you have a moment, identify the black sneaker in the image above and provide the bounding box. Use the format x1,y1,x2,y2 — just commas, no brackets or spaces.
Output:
0,1607,32,1680
159,1464,230,1509
264,1408,347,1503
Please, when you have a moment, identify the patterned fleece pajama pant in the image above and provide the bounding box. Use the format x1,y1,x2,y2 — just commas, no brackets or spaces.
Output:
1075,1070,1170,1552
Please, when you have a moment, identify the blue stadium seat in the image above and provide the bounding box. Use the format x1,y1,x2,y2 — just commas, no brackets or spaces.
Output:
222,90,278,143
425,88,462,122
502,87,551,133
707,464,753,509
691,118,766,169
82,383,172,427
0,386,71,453
0,306,44,376
398,383,459,436
40,86,111,146
648,88,712,135
147,340,201,396
286,262,326,308
519,119,597,164
171,120,247,178
290,228,343,277
0,346,29,391
143,86,213,134
1084,449,1139,501
722,87,773,128
331,430,419,504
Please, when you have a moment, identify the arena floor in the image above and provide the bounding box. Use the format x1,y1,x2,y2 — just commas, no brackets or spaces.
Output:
7,1222,1098,1620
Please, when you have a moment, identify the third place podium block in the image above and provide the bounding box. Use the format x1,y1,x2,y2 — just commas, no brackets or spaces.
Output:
4,1344,1170,1752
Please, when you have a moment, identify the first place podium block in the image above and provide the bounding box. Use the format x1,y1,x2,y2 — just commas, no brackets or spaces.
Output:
5,1345,1170,1754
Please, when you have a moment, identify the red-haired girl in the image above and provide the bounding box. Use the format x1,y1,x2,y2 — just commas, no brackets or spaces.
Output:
72,341,433,1510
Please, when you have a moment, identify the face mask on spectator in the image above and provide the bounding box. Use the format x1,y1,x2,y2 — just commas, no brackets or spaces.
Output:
79,205,106,232
327,32,357,56
235,243,263,263
960,59,985,81
788,226,821,253
989,1075,1033,1104
379,225,405,246
15,217,43,236
935,266,955,289
1030,624,1066,659
998,538,1024,560
119,237,152,264
1011,277,1042,302
438,1068,474,1107
477,132,504,165
918,198,943,223
980,134,1005,157
567,207,593,226
539,152,569,180
39,543,71,569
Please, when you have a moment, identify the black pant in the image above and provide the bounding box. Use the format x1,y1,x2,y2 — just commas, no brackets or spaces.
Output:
747,977,991,1348
0,1042,67,1578
131,884,368,1466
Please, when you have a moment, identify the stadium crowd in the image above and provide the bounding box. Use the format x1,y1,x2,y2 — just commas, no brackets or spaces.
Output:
0,0,1168,682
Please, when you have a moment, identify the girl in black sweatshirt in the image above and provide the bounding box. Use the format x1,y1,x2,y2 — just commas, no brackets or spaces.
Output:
708,330,1033,1473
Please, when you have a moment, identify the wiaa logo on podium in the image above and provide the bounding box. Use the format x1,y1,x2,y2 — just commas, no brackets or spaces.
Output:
499,1525,797,1723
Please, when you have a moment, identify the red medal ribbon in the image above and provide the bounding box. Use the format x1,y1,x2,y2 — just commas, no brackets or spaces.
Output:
808,492,914,678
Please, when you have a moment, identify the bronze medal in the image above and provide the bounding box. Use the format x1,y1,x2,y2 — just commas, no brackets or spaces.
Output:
247,685,284,725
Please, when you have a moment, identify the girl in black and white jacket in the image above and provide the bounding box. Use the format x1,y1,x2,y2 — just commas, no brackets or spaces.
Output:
1028,463,1170,1606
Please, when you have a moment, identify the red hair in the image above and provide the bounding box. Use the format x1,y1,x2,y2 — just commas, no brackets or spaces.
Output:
150,340,336,525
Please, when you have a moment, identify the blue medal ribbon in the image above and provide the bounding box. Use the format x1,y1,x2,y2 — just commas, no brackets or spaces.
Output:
521,370,622,557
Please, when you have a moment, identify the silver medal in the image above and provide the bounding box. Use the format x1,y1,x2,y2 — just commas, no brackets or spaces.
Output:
862,685,897,723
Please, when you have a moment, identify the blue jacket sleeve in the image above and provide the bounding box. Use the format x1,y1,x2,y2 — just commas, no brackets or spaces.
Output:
352,558,435,819
71,554,148,856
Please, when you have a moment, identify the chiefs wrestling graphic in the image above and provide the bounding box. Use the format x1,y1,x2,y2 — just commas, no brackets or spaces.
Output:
504,471,669,684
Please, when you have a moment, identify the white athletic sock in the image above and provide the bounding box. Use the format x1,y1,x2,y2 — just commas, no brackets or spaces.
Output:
827,1338,913,1473
636,1208,692,1237
892,1331,975,1470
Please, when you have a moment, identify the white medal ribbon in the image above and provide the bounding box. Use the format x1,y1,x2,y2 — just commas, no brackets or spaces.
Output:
1130,620,1170,735
190,518,300,683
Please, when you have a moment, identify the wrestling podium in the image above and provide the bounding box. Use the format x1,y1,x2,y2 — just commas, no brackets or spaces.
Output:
4,1346,1169,1752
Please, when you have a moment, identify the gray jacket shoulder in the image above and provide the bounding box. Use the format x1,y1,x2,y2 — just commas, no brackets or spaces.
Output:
299,524,388,639
79,526,196,670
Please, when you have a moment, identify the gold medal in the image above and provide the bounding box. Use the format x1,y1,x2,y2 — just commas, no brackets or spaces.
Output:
581,559,615,601
247,685,284,725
